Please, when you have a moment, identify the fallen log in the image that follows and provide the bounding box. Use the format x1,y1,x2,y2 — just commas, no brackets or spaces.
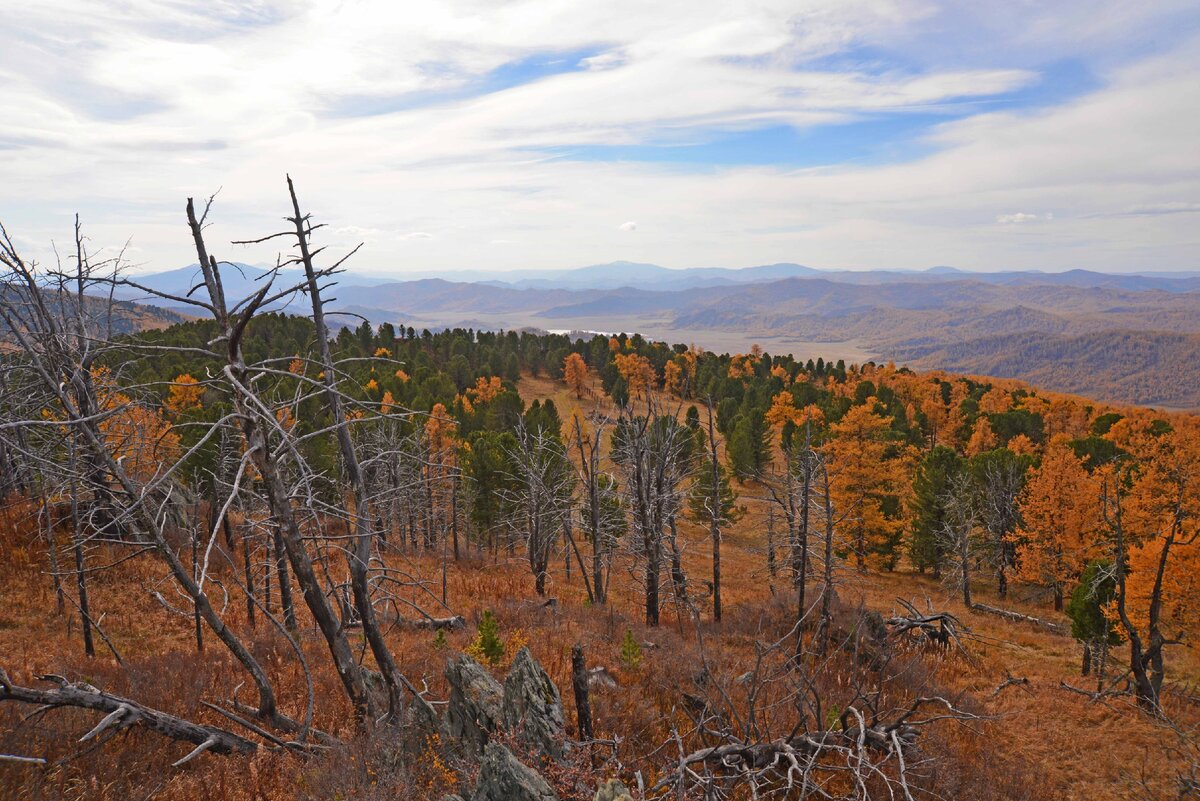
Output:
0,668,256,765
0,753,46,765
400,615,465,630
990,675,1031,698
370,613,466,631
886,598,971,654
971,603,1067,635
653,696,981,793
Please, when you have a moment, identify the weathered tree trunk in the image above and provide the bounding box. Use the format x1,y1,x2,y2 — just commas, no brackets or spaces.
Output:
41,495,66,616
272,525,297,631
706,401,722,623
646,532,661,628
571,643,593,741
68,445,94,659
239,521,256,629
665,513,687,608
1081,642,1091,676
816,459,835,656
287,177,415,722
0,670,256,763
451,472,460,561
189,195,369,722
766,506,776,579
797,433,813,628
192,519,204,653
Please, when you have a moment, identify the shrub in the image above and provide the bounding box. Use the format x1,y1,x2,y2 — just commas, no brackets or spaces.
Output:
618,629,642,672
468,610,505,666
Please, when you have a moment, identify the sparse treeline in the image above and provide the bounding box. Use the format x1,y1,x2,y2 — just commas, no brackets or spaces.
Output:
14,293,1197,710
0,191,1197,797
597,333,1199,710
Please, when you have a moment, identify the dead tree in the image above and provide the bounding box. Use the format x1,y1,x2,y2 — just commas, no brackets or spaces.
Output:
975,452,1026,600
937,472,979,609
0,219,284,729
500,419,576,597
571,643,593,741
652,600,983,800
611,403,694,627
232,177,421,720
570,411,622,605
705,399,724,622
0,669,256,765
885,598,972,653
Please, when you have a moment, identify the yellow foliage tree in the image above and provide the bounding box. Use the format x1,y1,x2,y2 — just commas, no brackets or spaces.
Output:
563,353,589,398
1016,435,1102,609
826,403,906,572
467,376,503,405
1008,433,1036,456
164,374,203,418
979,387,1013,414
728,353,756,379
662,360,684,397
614,353,655,398
91,368,180,484
966,416,998,456
1112,416,1200,641
920,394,953,450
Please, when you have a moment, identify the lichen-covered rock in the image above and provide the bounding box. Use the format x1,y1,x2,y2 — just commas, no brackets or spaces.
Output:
502,647,566,759
470,742,558,801
445,653,504,752
593,778,633,801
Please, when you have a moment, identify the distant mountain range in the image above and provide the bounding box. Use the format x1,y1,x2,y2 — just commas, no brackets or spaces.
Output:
119,260,1200,297
114,260,1200,409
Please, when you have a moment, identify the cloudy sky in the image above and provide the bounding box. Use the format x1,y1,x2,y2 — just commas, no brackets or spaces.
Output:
2,1,1199,275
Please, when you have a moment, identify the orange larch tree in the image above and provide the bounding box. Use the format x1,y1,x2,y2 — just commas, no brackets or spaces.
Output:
468,375,504,405
662,360,684,397
164,374,204,418
826,402,907,572
1105,414,1200,707
92,368,181,484
966,416,997,456
1016,435,1102,610
563,352,589,398
614,352,655,399
979,386,1013,414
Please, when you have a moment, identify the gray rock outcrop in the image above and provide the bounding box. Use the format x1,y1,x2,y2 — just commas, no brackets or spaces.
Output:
470,742,558,801
502,646,566,759
445,654,504,752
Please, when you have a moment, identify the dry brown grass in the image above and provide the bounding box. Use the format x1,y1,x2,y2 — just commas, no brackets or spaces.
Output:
1,376,1195,800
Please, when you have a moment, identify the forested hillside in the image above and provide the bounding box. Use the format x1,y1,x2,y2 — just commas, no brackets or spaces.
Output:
1,199,1198,801
893,329,1200,410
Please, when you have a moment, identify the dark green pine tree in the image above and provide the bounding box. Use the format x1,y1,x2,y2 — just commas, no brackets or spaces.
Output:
908,445,964,576
1066,561,1122,676
688,456,742,528
727,408,770,479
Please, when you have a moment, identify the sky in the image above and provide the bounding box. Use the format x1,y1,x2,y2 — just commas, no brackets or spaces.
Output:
2,1,1199,276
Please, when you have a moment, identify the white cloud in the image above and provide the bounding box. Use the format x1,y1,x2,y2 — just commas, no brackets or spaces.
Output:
0,2,1197,275
618,221,638,232
1122,202,1200,216
996,212,1052,224
335,225,382,237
